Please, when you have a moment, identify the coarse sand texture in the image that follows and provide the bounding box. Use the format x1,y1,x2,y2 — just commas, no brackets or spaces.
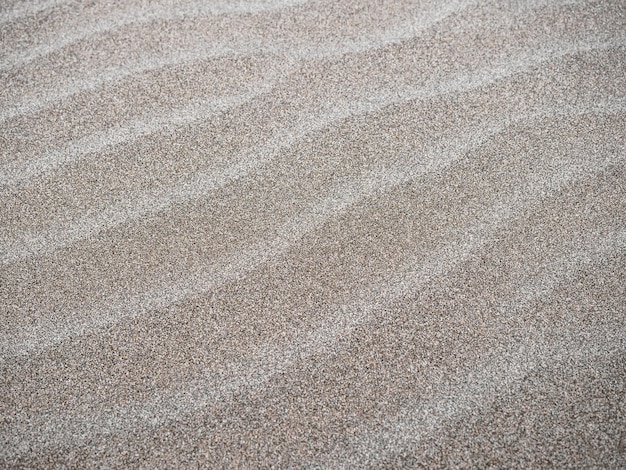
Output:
1,0,625,468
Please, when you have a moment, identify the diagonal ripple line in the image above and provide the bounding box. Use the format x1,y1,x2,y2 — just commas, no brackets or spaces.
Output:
2,150,624,458
316,229,626,468
1,104,622,361
0,0,310,70
1,0,581,124
0,37,623,263
0,0,478,124
325,325,626,469
0,0,73,26
2,34,620,189
0,61,293,190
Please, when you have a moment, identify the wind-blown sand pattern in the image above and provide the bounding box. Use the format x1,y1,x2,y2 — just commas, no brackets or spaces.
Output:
1,0,625,468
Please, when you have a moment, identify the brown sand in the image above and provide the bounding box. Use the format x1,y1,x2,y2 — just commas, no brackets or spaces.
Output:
1,0,625,467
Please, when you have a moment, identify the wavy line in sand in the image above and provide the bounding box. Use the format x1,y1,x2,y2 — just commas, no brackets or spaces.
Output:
324,328,626,469
0,0,480,123
2,167,624,458
0,0,309,70
1,105,622,361
2,0,583,72
316,230,626,468
1,38,623,264
0,0,73,26
1,0,589,125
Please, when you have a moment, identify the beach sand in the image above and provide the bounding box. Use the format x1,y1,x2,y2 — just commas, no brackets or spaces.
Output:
1,0,625,467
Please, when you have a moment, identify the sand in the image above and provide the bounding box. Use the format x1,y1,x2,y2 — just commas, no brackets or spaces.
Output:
1,0,625,467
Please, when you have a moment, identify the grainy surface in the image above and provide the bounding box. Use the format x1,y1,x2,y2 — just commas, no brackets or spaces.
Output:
1,0,625,468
